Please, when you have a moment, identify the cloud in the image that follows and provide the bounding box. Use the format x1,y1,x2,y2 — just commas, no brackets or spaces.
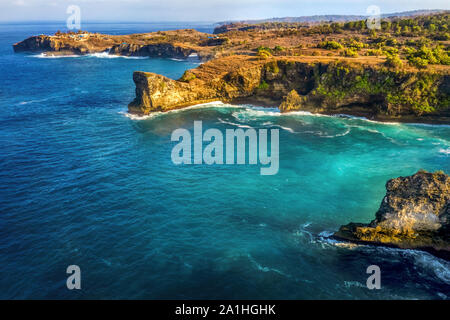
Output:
12,0,26,6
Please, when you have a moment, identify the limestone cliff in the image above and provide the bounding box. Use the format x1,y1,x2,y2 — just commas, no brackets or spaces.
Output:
128,55,264,114
334,170,450,260
128,55,450,123
13,30,211,59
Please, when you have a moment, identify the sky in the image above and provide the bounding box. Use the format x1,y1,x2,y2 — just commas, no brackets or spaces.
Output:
0,0,449,22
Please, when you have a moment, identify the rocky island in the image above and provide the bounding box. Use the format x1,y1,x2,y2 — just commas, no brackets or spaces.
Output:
13,13,450,123
335,170,450,260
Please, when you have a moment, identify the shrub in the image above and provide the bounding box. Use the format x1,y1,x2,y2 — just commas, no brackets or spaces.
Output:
265,61,280,73
180,71,196,82
383,47,399,56
257,48,272,59
406,44,450,67
257,46,272,53
408,56,429,69
345,39,365,50
367,48,382,56
385,38,398,46
340,48,358,58
433,33,449,41
258,80,269,90
318,40,343,50
432,46,450,65
384,54,403,69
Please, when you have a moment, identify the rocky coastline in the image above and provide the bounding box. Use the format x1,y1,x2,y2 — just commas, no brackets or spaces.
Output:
128,55,450,123
12,30,217,60
13,14,450,123
334,170,450,260
12,16,450,260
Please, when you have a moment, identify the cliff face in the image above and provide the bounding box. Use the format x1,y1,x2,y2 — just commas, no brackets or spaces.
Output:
278,61,450,122
12,30,211,59
12,34,117,55
109,43,195,58
128,56,450,123
335,171,450,260
128,55,264,114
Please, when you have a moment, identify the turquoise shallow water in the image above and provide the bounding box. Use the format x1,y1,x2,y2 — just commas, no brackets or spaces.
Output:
0,23,449,299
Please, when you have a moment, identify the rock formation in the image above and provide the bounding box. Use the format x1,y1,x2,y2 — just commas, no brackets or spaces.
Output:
12,30,214,59
334,170,450,260
13,14,450,123
128,55,450,123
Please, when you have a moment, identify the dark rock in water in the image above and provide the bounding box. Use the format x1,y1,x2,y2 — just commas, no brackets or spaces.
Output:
334,170,450,260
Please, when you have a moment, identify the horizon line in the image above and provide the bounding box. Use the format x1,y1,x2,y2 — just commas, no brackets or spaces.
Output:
0,8,447,25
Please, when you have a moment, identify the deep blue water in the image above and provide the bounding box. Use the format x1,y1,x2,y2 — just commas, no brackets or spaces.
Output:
0,22,449,300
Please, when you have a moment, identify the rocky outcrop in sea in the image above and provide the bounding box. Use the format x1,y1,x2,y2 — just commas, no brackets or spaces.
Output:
334,170,450,260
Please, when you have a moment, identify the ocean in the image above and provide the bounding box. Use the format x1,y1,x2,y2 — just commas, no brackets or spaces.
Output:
0,22,449,299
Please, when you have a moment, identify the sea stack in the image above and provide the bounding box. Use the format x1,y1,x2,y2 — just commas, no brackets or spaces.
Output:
334,170,450,260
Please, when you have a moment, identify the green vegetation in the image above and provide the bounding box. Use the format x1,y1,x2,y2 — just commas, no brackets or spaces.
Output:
367,48,383,56
344,39,366,50
257,46,272,59
406,45,450,68
340,48,358,58
273,45,286,52
318,40,343,50
180,71,196,82
313,61,449,115
384,53,403,69
265,61,280,73
257,80,269,90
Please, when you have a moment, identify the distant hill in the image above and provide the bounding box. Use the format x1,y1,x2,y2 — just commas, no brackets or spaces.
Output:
216,9,446,25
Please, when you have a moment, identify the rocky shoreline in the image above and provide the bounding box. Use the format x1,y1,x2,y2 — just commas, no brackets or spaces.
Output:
12,30,217,60
334,170,450,260
12,20,450,260
13,15,450,124
128,56,450,124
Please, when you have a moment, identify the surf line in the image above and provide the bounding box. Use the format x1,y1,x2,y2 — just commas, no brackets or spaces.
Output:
171,121,279,175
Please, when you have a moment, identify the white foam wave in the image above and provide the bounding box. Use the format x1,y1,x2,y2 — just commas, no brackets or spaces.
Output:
319,128,351,138
293,222,315,244
407,123,450,128
412,252,450,284
17,97,50,105
119,111,162,120
87,52,148,59
31,52,151,59
343,281,366,288
31,53,80,58
331,241,450,284
217,118,253,129
247,254,291,278
120,101,239,120
439,148,450,155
